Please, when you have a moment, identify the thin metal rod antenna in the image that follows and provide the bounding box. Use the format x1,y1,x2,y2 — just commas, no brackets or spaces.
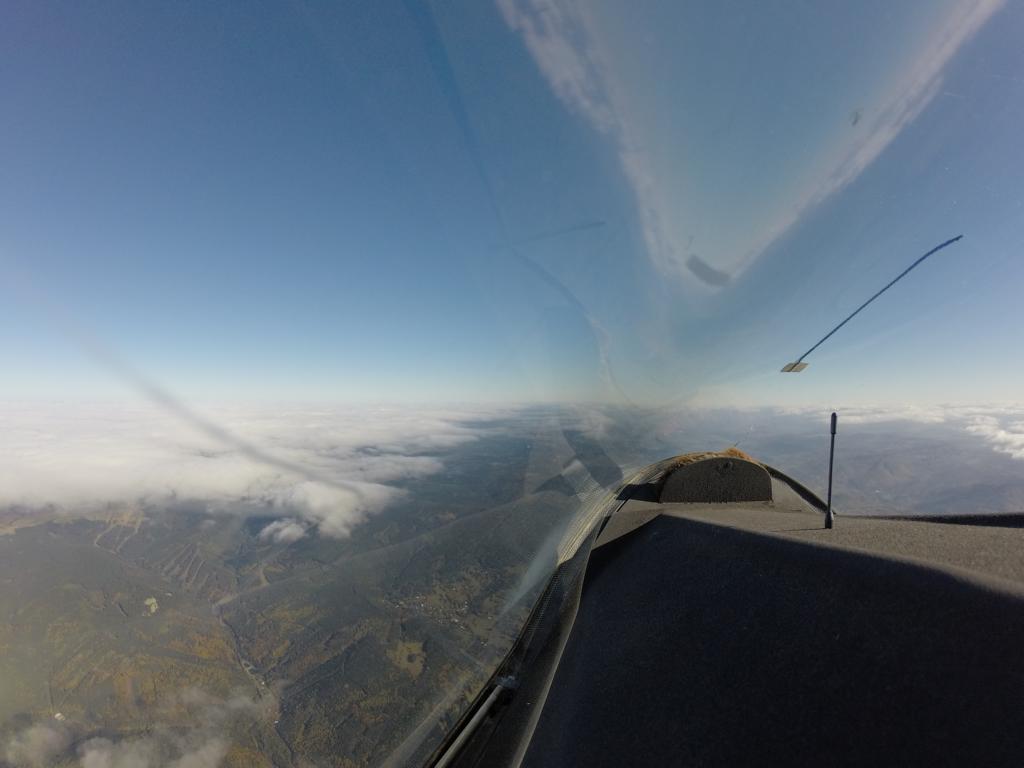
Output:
795,235,963,365
826,412,837,529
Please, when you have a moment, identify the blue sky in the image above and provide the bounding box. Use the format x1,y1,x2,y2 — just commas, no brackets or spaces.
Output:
3,0,1023,405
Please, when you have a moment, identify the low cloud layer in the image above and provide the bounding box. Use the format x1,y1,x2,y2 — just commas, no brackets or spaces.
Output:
0,402,495,539
767,402,1023,424
966,414,1024,461
5,400,1023,544
4,689,272,768
4,722,72,768
664,402,1024,465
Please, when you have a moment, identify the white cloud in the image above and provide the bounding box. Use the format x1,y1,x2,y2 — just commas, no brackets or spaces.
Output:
0,402,496,538
498,0,1004,284
3,689,276,768
77,738,164,768
966,414,1024,460
774,403,953,425
562,402,614,438
668,402,1024,465
77,736,228,768
75,689,266,768
766,402,1024,463
4,723,72,768
258,518,308,544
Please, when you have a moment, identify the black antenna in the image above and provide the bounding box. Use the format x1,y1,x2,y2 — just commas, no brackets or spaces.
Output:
826,412,837,529
782,235,963,372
